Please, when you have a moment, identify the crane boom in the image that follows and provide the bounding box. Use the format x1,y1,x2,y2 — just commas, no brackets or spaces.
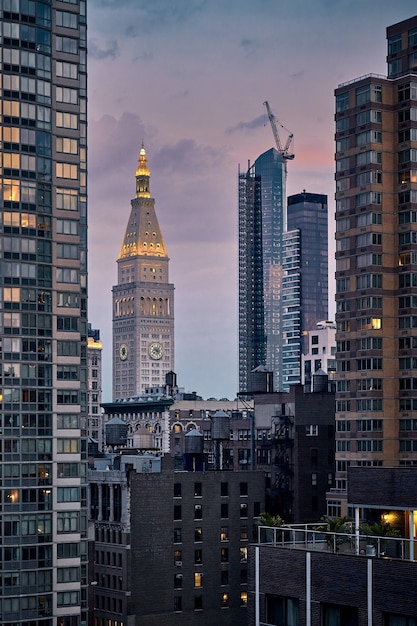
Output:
263,101,294,160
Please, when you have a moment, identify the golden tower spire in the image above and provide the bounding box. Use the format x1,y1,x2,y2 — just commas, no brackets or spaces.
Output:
135,142,151,198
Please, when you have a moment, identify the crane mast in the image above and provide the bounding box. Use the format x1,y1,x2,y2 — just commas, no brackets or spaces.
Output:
263,101,295,161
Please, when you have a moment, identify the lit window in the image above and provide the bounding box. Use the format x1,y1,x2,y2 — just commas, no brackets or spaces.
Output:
221,593,229,608
194,572,203,588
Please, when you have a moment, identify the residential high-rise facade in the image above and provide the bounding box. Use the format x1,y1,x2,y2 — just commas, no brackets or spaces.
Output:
88,324,102,448
112,146,174,399
332,15,417,516
1,1,88,623
238,150,328,392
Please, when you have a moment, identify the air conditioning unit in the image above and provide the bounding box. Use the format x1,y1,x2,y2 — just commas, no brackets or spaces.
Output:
175,561,182,567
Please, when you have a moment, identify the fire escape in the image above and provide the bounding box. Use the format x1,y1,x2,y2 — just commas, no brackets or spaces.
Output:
270,407,294,520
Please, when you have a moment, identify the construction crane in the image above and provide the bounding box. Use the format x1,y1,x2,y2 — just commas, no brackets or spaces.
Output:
263,101,294,161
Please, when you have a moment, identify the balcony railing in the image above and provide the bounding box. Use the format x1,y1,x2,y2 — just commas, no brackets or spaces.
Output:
257,524,416,561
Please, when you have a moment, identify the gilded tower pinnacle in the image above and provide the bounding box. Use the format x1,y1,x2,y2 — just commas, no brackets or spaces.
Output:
135,143,151,198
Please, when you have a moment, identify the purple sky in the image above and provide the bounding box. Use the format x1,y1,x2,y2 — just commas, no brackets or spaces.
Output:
87,0,416,401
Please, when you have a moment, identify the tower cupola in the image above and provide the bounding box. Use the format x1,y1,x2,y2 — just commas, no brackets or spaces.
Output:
135,143,151,198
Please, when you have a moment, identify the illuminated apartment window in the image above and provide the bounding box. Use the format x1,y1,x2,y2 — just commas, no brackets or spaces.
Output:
221,593,229,608
241,592,248,607
220,527,228,541
194,572,203,588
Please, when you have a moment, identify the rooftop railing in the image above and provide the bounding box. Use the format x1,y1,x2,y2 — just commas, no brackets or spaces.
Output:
257,523,416,561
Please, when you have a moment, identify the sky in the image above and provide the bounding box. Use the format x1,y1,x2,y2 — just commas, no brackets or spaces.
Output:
87,0,417,402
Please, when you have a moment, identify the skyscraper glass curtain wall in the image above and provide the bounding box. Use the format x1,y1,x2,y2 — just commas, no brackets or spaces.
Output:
0,1,88,623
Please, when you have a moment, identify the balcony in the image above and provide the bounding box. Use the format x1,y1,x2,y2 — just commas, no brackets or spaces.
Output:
257,523,416,561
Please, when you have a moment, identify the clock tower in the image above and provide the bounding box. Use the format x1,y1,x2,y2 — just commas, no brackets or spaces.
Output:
112,145,174,399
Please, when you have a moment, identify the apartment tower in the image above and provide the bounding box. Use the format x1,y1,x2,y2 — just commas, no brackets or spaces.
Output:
332,15,417,516
239,151,328,392
112,146,174,399
1,1,88,623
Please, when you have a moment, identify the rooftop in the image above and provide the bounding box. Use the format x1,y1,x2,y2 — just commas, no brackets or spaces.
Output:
256,523,416,562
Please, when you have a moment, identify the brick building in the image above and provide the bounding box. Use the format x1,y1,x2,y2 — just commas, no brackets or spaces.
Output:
248,467,417,626
89,454,265,626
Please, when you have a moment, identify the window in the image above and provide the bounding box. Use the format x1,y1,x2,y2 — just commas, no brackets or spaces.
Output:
56,162,78,180
240,503,248,518
174,505,181,521
266,595,300,626
174,596,182,612
174,528,182,543
322,603,358,626
306,425,318,436
57,567,80,583
336,92,349,112
56,112,78,129
57,591,79,607
174,574,182,589
220,526,228,541
56,36,78,54
241,592,248,607
221,548,228,562
57,439,79,453
356,399,383,412
194,549,202,564
56,137,78,154
56,10,78,28
56,188,78,211
194,572,203,588
194,504,202,520
357,440,382,452
57,487,80,502
194,482,202,497
194,596,203,611
240,547,248,562
221,593,229,608
57,219,78,235
221,503,228,518
221,482,228,497
57,511,79,533
173,483,181,497
240,482,248,496
221,570,229,585
56,61,78,79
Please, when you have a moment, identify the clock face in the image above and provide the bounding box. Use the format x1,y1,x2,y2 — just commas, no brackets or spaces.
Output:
119,343,128,361
149,341,164,360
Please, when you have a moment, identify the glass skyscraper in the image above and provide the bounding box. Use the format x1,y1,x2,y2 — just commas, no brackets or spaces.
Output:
1,1,88,623
239,150,328,393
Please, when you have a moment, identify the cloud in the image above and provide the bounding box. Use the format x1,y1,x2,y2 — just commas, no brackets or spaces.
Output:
153,139,222,176
88,39,119,60
239,37,259,55
90,0,205,34
226,114,265,135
